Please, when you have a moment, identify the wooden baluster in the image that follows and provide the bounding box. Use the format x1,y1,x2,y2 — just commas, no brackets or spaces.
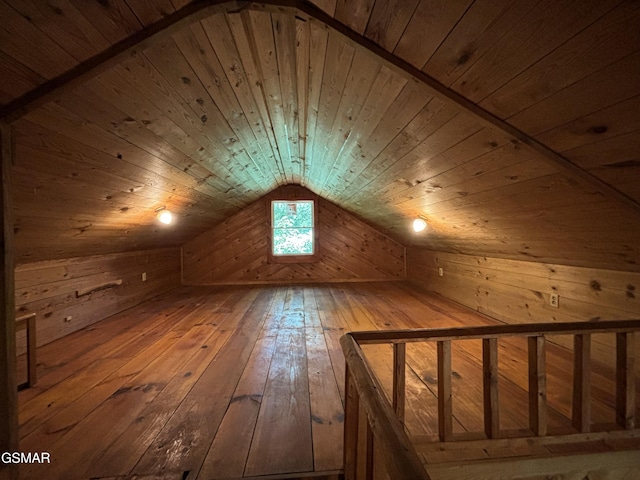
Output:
616,332,636,429
572,334,591,432
344,365,359,480
438,340,453,441
483,338,500,438
365,421,374,480
392,342,406,424
26,314,37,387
528,336,547,436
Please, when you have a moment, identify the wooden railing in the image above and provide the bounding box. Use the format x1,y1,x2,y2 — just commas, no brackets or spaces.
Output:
341,320,640,480
16,312,37,389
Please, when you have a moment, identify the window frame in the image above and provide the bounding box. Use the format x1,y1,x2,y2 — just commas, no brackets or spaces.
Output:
267,195,319,264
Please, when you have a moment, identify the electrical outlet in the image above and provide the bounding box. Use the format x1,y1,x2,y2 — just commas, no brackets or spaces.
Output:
142,272,147,281
550,293,559,308
64,316,72,322
438,267,444,277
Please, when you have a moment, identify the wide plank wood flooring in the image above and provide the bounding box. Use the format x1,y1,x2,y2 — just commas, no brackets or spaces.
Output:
16,282,637,480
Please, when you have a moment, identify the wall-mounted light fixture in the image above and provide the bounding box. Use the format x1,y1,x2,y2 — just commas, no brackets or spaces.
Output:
413,217,427,232
156,207,173,225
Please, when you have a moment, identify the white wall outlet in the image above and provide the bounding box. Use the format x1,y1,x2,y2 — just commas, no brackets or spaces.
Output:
550,293,559,308
64,316,72,322
438,267,444,277
142,272,147,281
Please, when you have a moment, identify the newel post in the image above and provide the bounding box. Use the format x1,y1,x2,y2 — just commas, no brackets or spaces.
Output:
0,122,18,480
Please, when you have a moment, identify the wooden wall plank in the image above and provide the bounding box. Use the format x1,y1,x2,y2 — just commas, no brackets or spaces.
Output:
14,248,181,355
242,9,293,183
66,0,141,42
327,80,430,200
309,0,337,16
314,48,381,195
295,16,310,186
306,30,355,191
183,185,405,284
393,0,472,70
343,107,476,204
0,1,78,78
0,51,44,105
272,11,301,184
319,64,407,199
450,0,619,104
126,0,177,25
2,2,638,272
3,0,111,63
483,1,640,119
364,0,419,52
173,20,282,186
214,11,287,182
334,0,374,34
407,249,640,370
509,51,640,138
423,0,529,87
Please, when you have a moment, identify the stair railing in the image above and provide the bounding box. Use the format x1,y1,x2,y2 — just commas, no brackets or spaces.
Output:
341,319,640,480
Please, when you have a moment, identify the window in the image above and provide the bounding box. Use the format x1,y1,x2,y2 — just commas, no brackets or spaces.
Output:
271,200,314,256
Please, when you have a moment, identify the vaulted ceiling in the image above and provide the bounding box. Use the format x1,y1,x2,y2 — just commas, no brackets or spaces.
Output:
1,0,639,270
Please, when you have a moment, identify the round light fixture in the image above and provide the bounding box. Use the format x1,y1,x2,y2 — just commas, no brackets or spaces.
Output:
157,209,173,225
413,218,427,232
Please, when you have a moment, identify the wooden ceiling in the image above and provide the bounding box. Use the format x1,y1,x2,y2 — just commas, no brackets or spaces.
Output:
1,0,639,270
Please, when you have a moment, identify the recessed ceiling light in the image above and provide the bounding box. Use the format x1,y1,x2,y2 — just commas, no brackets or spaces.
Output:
413,218,427,232
157,209,173,225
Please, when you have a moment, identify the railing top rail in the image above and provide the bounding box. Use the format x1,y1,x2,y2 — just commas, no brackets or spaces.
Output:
16,312,36,323
341,333,431,480
351,319,640,345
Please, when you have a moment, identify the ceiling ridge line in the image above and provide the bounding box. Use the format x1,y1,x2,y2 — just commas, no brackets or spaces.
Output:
1,0,638,219
262,0,640,220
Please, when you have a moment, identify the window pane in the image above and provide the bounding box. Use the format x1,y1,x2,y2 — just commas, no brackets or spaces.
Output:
272,201,313,228
273,228,313,255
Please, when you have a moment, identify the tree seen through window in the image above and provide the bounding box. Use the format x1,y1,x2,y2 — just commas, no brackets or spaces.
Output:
272,200,314,255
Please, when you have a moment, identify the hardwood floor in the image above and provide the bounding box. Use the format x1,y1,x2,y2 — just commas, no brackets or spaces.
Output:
16,282,637,479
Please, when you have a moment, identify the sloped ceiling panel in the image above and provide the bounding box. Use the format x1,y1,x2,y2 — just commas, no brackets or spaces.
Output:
3,1,640,270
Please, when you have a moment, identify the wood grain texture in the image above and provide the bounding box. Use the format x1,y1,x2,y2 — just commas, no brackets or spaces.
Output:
15,282,640,479
407,249,640,366
0,2,636,272
182,185,405,284
14,248,181,357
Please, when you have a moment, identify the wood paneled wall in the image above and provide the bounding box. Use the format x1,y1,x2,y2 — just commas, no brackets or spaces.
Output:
182,187,405,284
15,248,181,355
407,248,640,364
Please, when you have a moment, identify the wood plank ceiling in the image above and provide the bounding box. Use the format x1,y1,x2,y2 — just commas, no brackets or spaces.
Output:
1,0,639,270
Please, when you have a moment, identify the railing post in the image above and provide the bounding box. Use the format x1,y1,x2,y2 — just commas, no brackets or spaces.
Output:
572,334,591,432
393,342,406,424
483,337,500,438
438,340,453,441
616,332,636,429
344,365,359,480
528,335,547,436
